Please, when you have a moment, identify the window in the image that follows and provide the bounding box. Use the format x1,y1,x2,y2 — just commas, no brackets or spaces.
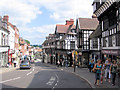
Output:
108,36,112,47
70,41,75,49
103,38,106,47
92,39,98,48
116,34,120,46
103,18,109,31
1,33,3,46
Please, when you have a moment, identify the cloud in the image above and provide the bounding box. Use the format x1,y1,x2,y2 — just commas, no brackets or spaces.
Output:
19,24,55,44
0,0,93,44
0,0,42,26
29,0,93,21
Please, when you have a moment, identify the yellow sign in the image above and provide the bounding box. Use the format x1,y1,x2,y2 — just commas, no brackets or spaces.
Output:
72,50,78,60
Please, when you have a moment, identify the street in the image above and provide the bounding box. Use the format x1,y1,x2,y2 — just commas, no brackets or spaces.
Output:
0,61,91,89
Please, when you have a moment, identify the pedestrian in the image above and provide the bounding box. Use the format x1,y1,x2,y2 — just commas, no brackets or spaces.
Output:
57,60,60,67
110,60,118,86
13,60,16,67
93,59,102,86
89,59,94,72
60,59,62,67
100,61,105,84
104,58,111,82
65,60,68,67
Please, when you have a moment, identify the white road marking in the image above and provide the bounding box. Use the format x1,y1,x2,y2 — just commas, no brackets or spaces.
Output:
26,71,32,76
52,73,59,89
55,83,57,86
61,69,63,71
46,76,56,86
33,68,34,71
0,77,21,83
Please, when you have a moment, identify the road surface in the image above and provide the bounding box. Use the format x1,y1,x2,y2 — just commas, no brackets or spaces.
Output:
0,61,91,89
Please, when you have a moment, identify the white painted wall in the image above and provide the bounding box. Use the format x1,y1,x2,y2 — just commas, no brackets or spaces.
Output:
64,34,78,50
8,25,15,50
0,29,9,46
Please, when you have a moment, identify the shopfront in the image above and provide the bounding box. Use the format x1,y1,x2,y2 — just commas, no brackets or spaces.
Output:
0,46,9,67
101,50,120,62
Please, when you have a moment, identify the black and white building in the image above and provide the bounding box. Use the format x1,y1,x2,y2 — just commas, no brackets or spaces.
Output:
42,19,78,66
76,18,99,66
89,25,101,62
93,0,120,62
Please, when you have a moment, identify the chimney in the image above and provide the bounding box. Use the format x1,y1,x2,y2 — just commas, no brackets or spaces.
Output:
66,19,74,25
3,15,9,24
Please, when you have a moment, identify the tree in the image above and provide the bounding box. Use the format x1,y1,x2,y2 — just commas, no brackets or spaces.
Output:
25,40,30,45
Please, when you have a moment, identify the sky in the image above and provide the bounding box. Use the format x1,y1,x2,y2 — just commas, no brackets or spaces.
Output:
0,0,93,45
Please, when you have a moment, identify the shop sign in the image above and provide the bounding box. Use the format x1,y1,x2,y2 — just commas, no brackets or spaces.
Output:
102,50,119,55
79,52,82,56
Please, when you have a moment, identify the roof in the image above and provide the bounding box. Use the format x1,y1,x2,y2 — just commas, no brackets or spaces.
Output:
89,25,101,39
60,25,74,41
8,22,19,32
56,24,75,34
78,18,99,30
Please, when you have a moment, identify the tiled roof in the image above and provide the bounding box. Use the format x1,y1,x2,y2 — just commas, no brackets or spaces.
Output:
56,24,75,34
78,18,99,30
60,25,74,41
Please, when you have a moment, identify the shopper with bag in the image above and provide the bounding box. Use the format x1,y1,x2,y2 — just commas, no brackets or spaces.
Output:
92,59,102,86
110,60,118,86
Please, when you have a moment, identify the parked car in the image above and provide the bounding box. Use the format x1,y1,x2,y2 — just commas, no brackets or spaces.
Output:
20,60,31,69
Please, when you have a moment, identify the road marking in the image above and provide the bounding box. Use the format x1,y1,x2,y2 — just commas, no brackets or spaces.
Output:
46,76,56,86
55,83,57,86
0,77,21,83
52,73,59,90
33,68,34,71
26,71,32,76
61,69,63,71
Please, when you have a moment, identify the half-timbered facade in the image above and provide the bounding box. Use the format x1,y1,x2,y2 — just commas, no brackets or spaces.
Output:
42,19,77,66
93,0,120,61
76,18,99,67
89,25,101,62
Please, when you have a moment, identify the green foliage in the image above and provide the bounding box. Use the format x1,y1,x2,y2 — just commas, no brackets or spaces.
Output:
31,45,42,48
25,40,30,45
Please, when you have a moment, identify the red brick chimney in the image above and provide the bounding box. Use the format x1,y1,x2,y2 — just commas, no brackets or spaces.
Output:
3,15,9,24
66,19,74,25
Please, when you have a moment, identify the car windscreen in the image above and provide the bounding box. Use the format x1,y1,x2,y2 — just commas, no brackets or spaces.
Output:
21,61,29,64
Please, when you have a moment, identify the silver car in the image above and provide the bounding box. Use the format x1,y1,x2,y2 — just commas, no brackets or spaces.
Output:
20,60,31,69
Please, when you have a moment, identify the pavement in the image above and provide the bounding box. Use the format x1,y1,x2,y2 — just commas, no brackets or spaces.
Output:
0,66,19,74
43,63,119,89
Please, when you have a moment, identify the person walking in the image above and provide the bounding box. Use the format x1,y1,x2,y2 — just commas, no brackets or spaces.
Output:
60,59,62,67
93,59,102,86
89,59,94,72
105,58,111,82
110,60,118,86
57,60,60,67
100,61,105,84
13,60,16,67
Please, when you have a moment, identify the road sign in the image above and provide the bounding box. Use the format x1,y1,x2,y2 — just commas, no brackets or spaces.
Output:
72,50,78,59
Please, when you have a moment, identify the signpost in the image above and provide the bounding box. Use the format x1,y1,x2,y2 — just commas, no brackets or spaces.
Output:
72,50,78,72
